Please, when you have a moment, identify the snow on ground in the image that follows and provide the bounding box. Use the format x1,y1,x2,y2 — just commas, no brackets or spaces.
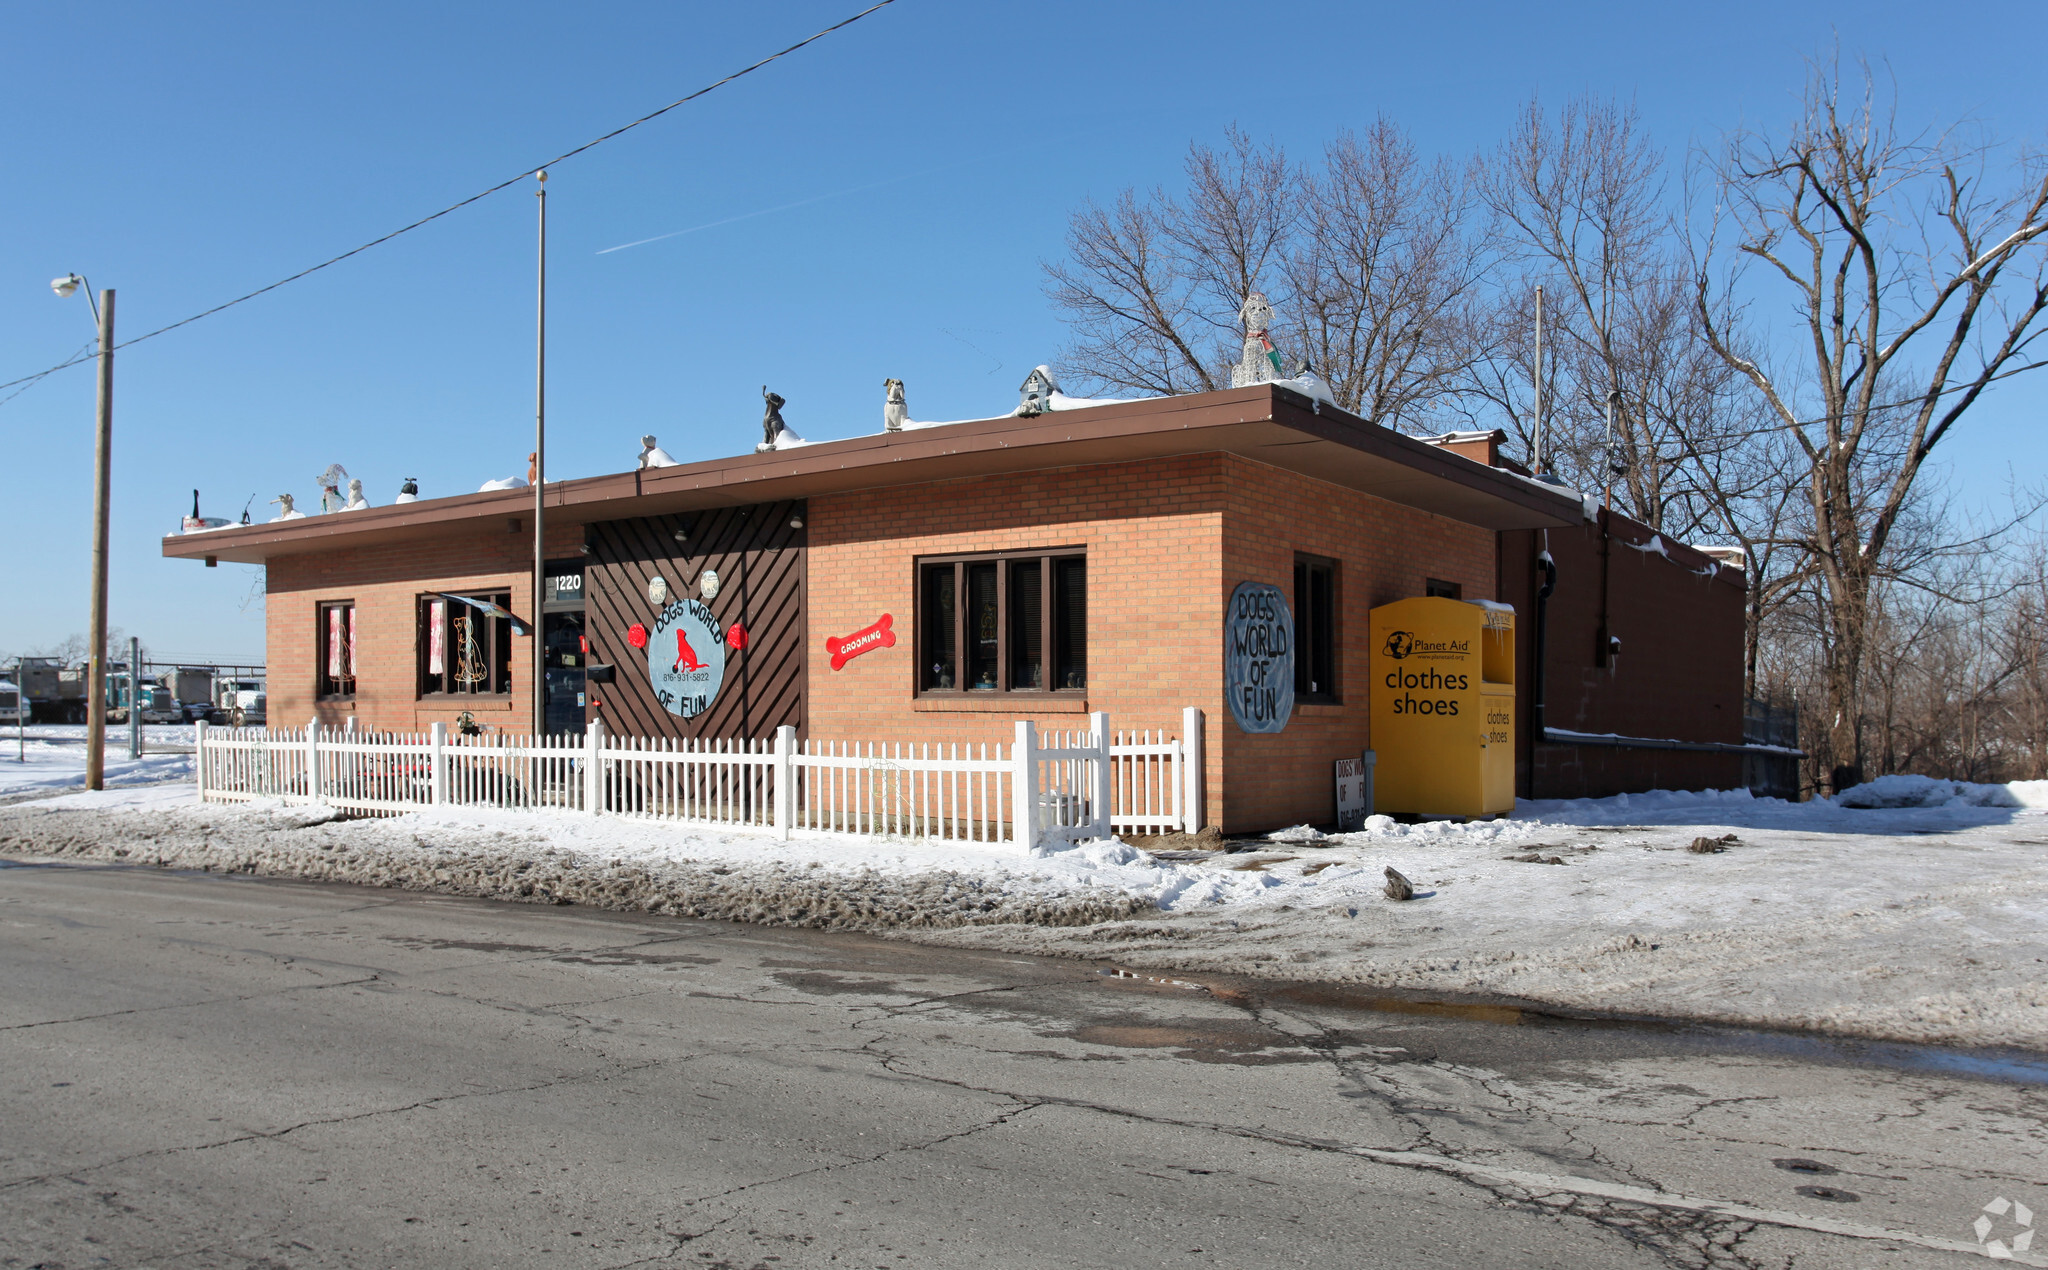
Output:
0,724,194,799
1,777,2044,1049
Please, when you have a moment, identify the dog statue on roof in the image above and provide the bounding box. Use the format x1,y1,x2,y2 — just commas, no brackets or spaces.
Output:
883,378,908,432
757,386,804,452
1231,291,1285,388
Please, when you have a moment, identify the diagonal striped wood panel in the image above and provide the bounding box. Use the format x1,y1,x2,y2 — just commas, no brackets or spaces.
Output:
584,502,806,742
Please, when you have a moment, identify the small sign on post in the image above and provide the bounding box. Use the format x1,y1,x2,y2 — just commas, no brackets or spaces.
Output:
1335,757,1368,832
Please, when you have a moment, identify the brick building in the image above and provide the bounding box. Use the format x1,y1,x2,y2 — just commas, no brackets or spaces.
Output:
165,383,1757,831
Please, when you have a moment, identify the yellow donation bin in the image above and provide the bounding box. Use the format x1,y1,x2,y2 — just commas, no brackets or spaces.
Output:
1369,597,1515,816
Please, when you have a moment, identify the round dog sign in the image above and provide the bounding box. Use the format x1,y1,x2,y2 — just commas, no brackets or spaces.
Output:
1225,580,1295,734
646,597,726,719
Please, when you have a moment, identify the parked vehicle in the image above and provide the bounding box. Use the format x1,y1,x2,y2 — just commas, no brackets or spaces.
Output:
0,679,21,725
108,673,183,725
160,667,216,722
15,656,87,724
211,678,267,727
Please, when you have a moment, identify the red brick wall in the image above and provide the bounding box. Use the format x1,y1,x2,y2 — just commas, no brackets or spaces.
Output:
808,454,1228,819
1217,454,1496,831
809,452,1496,833
266,521,582,734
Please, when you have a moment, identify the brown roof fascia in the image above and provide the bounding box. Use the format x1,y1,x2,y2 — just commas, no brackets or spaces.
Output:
163,385,1582,565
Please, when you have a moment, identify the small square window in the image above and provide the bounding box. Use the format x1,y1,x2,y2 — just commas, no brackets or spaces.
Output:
1425,578,1462,600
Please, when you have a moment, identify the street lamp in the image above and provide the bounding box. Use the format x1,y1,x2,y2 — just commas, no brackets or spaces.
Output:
53,272,114,790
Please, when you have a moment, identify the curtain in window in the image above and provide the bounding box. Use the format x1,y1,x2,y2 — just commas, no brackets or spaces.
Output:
327,608,343,679
428,600,446,675
346,607,357,679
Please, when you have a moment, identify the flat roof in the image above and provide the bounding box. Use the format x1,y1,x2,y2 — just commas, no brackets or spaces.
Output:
164,384,1582,565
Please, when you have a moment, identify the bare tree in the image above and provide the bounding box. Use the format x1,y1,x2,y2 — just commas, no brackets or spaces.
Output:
1693,58,2048,790
1998,541,2048,779
1044,127,1293,397
1044,123,1482,425
1285,121,1488,428
1474,95,1757,536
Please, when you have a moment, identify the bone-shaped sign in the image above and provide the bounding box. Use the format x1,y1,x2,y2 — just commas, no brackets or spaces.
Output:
826,613,895,671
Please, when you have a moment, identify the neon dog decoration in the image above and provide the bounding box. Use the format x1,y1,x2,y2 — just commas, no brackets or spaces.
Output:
825,614,894,671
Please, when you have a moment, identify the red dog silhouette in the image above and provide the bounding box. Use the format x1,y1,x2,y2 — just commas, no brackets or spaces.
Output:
673,627,705,673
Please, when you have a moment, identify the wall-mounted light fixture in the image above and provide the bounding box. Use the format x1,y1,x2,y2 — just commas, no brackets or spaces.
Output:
789,514,804,529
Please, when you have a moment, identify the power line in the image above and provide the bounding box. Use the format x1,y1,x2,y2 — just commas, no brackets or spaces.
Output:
0,0,899,399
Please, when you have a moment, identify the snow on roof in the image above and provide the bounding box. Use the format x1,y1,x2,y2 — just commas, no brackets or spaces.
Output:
1423,430,1504,445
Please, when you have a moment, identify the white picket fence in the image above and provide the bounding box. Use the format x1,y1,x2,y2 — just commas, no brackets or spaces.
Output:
193,707,1204,848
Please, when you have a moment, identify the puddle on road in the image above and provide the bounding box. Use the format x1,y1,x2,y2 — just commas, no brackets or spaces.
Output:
1057,1021,1322,1066
771,970,912,997
377,935,719,969
1268,984,1526,1027
381,936,562,955
1188,976,2048,1086
552,951,720,968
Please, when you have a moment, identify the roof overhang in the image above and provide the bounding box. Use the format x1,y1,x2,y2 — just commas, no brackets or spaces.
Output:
164,385,1583,565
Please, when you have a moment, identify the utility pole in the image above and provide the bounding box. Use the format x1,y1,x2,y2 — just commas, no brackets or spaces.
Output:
129,636,142,759
1604,388,1622,510
532,170,547,737
86,289,114,790
1532,284,1545,476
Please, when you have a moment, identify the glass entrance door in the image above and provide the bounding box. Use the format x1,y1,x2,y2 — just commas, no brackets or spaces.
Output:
542,611,587,736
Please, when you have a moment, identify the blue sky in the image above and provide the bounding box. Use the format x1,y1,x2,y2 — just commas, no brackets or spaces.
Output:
3,0,2043,663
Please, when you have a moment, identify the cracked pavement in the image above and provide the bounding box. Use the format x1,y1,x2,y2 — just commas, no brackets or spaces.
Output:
2,858,2042,1268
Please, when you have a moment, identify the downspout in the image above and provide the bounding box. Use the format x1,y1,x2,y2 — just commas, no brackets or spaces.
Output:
1531,530,1556,768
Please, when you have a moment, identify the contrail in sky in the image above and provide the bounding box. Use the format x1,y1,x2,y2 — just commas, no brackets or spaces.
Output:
596,170,927,254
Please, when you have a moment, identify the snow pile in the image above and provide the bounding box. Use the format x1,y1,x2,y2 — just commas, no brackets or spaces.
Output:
0,794,1150,931
1835,773,2023,809
4,779,2047,1048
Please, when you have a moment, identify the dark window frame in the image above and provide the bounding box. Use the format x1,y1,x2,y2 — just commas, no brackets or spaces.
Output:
316,599,358,701
416,591,515,700
914,548,1087,696
1425,577,1463,599
1293,554,1340,704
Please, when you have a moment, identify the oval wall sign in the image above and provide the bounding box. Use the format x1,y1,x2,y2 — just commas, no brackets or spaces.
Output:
1225,581,1295,734
646,598,727,719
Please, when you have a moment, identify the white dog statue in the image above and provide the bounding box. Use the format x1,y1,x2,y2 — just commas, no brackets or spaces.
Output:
883,378,908,432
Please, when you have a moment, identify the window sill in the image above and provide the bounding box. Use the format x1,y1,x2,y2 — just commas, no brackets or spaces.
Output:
913,696,1090,713
418,695,514,710
1292,701,1349,714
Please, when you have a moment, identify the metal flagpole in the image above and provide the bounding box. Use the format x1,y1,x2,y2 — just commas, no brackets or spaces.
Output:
532,170,547,737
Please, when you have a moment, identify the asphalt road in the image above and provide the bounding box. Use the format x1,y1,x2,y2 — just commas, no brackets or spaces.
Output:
1,859,2041,1269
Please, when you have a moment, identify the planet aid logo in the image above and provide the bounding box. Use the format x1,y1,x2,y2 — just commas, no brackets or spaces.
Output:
646,597,726,719
1381,630,1471,716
